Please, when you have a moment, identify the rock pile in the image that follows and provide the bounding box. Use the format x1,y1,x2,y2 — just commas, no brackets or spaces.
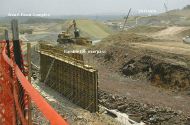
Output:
99,90,190,125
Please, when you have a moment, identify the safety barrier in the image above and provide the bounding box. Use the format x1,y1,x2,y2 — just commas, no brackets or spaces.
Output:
0,40,68,125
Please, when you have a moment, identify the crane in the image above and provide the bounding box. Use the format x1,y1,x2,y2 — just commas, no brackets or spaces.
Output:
122,8,132,31
164,3,168,13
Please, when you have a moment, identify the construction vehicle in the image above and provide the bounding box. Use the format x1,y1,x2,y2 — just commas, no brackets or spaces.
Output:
57,20,92,45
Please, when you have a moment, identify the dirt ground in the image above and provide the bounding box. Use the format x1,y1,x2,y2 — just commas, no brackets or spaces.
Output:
84,53,190,124
30,45,126,125
30,25,190,124
84,26,190,124
31,78,121,125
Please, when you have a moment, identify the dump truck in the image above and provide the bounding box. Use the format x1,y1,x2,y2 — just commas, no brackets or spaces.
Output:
57,20,92,45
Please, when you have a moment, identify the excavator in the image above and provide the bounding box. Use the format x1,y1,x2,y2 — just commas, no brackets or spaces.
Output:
57,20,92,45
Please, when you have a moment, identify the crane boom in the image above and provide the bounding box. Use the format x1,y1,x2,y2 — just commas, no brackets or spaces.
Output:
164,3,168,12
122,8,132,31
66,20,76,33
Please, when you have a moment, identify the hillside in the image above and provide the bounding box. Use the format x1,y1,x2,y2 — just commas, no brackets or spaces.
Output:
129,5,190,26
62,19,113,39
164,5,190,18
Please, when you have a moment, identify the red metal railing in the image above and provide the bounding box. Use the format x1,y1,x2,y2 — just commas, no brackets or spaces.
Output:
0,40,68,125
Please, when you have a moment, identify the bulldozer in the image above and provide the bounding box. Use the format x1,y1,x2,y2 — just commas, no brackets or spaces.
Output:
57,20,92,45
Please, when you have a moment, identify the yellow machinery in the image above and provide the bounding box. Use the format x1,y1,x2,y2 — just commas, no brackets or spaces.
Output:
57,20,92,45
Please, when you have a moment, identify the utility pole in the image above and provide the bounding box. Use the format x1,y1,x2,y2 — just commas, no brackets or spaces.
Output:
122,8,132,31
11,19,32,125
5,30,10,58
11,19,25,123
11,19,24,70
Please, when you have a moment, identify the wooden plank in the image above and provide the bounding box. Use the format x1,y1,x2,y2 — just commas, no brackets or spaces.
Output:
90,71,94,112
72,65,77,103
95,71,98,111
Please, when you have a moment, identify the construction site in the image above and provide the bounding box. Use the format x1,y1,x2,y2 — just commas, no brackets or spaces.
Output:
1,1,190,125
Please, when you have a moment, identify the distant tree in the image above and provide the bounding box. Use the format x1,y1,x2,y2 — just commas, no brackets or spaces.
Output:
183,5,190,10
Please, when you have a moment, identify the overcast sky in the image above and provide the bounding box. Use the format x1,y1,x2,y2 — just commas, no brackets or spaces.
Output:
0,0,189,16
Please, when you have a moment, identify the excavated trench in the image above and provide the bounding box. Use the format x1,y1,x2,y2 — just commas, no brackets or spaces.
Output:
122,55,190,90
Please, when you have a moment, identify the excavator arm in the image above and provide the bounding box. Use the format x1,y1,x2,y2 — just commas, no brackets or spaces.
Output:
66,20,77,33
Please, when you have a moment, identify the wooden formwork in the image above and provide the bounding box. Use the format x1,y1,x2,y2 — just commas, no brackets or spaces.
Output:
40,44,98,112
39,43,84,64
